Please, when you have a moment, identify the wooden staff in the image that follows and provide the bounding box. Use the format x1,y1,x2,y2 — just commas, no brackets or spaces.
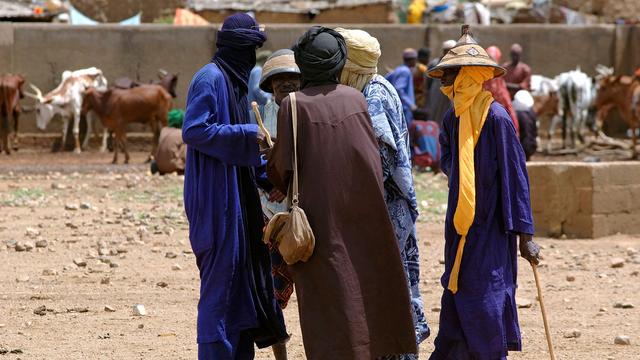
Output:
532,263,556,360
251,101,273,148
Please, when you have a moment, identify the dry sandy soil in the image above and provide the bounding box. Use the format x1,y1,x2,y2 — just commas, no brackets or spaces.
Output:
0,151,638,360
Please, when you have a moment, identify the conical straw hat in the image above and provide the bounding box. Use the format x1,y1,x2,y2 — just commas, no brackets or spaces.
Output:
427,25,506,79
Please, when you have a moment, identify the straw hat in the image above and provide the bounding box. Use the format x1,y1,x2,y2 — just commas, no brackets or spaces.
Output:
427,25,506,79
259,49,301,93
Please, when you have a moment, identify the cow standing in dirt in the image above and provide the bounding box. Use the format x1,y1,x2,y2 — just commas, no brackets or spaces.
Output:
0,74,25,154
25,67,108,153
555,69,595,149
81,85,171,164
595,75,640,159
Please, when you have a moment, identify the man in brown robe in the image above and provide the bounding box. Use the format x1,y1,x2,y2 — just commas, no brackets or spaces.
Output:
502,43,532,99
266,26,417,360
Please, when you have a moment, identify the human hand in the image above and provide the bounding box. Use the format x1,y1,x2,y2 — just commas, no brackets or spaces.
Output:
268,189,286,203
519,234,540,265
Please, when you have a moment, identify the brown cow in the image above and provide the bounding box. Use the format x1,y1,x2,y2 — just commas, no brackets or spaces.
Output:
113,70,179,98
0,74,25,154
82,85,171,164
595,75,640,159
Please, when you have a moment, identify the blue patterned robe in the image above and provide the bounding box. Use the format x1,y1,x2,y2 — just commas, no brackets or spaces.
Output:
363,75,430,350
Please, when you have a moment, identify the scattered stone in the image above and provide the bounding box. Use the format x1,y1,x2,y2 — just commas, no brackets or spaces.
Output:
104,305,116,312
23,241,35,251
98,248,110,256
15,242,26,252
133,304,147,316
42,269,58,276
631,271,639,277
80,202,92,210
101,277,111,285
165,251,177,259
16,275,30,283
67,307,89,313
116,247,128,254
9,349,22,354
73,258,87,267
431,307,441,312
66,222,78,229
611,258,625,268
164,226,175,236
0,347,6,355
109,249,119,256
138,324,144,329
33,305,51,316
156,281,168,288
25,227,41,237
614,335,631,345
65,203,79,211
614,302,634,309
516,298,533,309
599,307,608,312
171,264,182,271
564,329,581,338
182,249,193,255
566,275,576,282
35,239,48,248
110,262,119,268
627,248,638,256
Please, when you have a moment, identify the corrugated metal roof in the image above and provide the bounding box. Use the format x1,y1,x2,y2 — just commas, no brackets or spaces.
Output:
187,0,391,13
0,0,33,18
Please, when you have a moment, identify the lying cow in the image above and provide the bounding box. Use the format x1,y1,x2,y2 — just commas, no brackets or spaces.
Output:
24,67,108,153
113,69,178,98
0,74,25,154
81,85,171,164
595,75,640,159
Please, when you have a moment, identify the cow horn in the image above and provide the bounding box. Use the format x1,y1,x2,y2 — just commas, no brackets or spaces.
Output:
29,83,44,100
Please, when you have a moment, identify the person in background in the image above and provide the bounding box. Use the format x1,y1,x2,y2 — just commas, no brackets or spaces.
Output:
256,48,302,360
503,43,532,99
484,46,519,134
386,48,418,125
426,40,456,124
409,120,441,173
426,25,541,359
413,47,431,118
513,90,538,160
248,50,272,123
182,13,288,359
151,109,186,175
267,26,417,359
337,28,430,358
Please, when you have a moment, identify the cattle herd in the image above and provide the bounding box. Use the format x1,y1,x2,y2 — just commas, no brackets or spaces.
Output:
0,67,178,163
531,66,640,159
1,64,639,162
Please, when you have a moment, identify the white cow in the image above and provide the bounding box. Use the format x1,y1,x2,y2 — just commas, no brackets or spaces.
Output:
554,68,595,149
25,67,108,153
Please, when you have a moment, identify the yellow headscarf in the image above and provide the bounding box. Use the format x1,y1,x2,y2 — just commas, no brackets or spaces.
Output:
441,66,495,294
335,28,381,92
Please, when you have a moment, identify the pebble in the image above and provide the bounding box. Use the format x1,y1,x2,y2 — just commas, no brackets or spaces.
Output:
138,324,144,329
23,241,34,251
599,307,608,312
110,262,119,268
156,281,168,288
104,305,116,312
109,249,119,256
16,275,30,283
98,248,110,256
614,335,631,345
101,277,111,285
431,307,441,312
35,240,48,248
613,302,634,309
165,252,177,259
516,298,533,309
171,264,182,271
566,275,576,282
133,304,147,316
15,242,26,252
42,269,58,276
564,329,581,338
611,258,625,268
73,258,87,267
80,202,92,210
65,203,79,211
25,227,41,237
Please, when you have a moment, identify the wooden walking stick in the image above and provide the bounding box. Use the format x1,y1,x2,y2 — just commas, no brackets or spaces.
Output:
531,263,556,360
251,101,273,148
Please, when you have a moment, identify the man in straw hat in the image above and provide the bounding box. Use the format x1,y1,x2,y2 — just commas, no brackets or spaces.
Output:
336,27,430,357
426,25,541,359
182,13,288,359
267,26,417,359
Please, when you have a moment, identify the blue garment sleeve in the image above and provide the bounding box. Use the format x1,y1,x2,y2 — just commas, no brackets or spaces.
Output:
182,73,262,167
393,70,416,110
493,111,535,235
439,111,452,177
254,157,273,192
249,67,271,105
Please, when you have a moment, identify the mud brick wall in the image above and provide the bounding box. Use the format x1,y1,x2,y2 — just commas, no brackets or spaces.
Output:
528,162,640,238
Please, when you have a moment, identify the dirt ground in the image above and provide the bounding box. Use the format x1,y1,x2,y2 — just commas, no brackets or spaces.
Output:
0,151,638,360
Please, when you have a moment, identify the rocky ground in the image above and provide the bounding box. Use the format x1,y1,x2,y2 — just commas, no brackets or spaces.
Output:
0,151,638,359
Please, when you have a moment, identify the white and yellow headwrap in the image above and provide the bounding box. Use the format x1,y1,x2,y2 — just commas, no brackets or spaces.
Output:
335,28,381,92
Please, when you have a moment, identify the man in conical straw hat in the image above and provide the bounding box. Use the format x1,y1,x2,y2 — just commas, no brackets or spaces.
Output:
426,25,541,359
336,27,430,356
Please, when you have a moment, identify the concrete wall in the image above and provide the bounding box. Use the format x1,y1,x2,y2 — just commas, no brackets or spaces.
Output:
528,162,640,238
2,23,639,133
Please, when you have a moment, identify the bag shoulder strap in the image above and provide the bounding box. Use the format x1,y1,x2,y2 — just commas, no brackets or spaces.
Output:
290,92,299,206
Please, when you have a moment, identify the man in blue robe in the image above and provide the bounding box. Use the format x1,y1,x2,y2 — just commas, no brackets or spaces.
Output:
426,26,541,360
386,48,418,125
182,13,288,360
